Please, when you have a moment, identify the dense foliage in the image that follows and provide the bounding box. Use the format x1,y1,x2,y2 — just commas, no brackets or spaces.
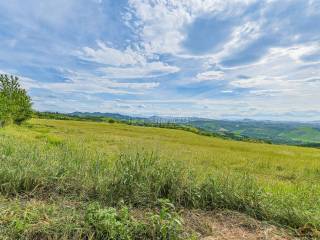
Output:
0,74,32,126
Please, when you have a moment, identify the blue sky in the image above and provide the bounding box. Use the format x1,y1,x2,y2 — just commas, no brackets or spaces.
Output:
1,0,320,121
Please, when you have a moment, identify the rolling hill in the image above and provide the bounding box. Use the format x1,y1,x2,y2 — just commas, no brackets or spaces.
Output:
0,118,320,238
188,119,320,146
69,112,320,147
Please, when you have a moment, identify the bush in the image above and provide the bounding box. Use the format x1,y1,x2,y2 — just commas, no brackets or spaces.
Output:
85,203,136,239
108,119,115,123
0,74,32,126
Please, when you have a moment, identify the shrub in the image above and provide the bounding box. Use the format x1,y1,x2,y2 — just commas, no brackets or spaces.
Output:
108,119,115,123
85,203,135,239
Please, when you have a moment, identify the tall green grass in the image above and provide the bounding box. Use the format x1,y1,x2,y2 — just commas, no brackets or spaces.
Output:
0,132,320,238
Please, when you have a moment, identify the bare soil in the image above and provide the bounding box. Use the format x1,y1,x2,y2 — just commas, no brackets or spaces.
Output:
181,210,300,240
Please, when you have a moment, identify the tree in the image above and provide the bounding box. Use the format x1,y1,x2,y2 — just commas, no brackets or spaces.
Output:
0,74,32,126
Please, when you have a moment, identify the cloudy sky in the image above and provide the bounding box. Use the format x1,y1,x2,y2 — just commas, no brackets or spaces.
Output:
1,0,320,121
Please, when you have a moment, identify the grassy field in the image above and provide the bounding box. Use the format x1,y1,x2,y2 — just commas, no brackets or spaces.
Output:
1,118,320,239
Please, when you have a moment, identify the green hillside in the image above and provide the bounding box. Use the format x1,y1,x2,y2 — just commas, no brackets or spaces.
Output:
65,111,320,147
280,126,320,142
1,118,320,239
189,119,320,146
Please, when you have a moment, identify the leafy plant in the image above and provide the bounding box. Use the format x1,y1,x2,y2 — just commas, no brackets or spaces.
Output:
149,199,183,240
85,203,134,239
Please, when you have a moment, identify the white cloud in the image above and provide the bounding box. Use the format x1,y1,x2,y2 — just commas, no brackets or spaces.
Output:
2,70,160,95
78,41,180,78
221,90,233,93
285,43,320,64
208,21,262,64
196,70,225,81
128,0,256,55
213,43,320,100
100,62,179,79
79,41,145,66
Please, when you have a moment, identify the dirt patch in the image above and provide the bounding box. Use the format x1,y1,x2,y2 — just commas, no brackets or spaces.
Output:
181,210,298,240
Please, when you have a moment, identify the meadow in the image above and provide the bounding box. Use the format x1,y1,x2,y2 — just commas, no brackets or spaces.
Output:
1,118,320,239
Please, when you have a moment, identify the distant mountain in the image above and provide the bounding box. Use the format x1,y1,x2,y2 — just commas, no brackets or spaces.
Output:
70,112,207,123
70,112,147,121
147,115,208,123
310,121,320,127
